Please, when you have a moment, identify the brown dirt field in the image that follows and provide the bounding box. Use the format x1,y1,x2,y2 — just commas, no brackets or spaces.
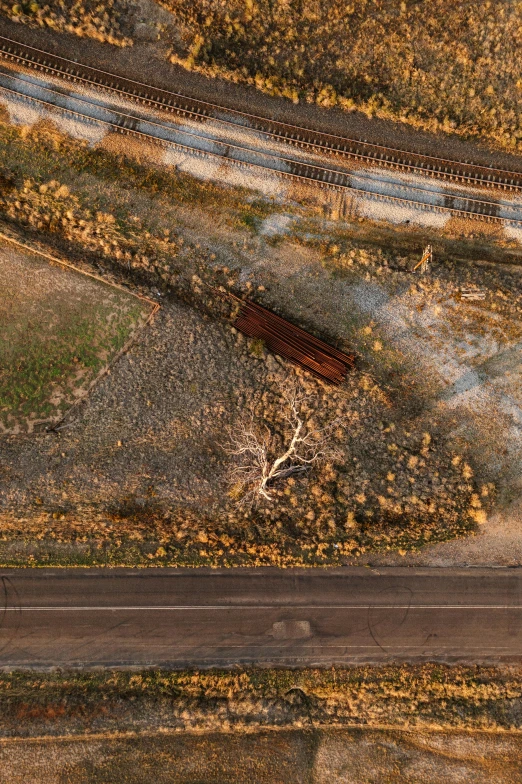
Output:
0,729,521,784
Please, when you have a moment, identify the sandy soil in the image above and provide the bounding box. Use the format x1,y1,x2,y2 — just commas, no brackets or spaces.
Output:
364,500,522,567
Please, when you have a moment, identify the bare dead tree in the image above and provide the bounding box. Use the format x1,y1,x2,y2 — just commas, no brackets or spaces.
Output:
224,382,342,504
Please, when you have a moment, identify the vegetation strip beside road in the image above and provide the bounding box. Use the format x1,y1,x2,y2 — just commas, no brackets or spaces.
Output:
1,666,522,736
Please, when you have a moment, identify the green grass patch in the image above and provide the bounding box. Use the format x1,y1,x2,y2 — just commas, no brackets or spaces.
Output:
0,242,152,433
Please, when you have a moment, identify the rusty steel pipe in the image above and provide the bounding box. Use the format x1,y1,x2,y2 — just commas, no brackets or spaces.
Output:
234,300,355,385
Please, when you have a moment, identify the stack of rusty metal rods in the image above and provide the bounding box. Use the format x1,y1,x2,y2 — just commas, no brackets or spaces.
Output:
234,299,355,385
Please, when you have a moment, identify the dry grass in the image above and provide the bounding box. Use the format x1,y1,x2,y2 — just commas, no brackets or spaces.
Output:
1,665,522,736
2,728,522,784
0,0,132,46
162,0,522,153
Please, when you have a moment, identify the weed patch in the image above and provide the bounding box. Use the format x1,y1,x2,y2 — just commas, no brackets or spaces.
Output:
1,665,521,734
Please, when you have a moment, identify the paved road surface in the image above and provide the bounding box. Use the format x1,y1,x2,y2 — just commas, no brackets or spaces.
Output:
0,568,521,668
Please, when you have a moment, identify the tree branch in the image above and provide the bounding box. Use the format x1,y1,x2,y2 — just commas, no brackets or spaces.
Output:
224,381,343,504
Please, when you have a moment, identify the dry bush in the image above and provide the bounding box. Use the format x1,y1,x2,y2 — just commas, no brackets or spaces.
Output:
162,0,522,151
0,173,181,280
0,0,132,46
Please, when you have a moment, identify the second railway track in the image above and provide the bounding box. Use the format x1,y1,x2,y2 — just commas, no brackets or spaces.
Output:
1,33,522,194
3,79,522,226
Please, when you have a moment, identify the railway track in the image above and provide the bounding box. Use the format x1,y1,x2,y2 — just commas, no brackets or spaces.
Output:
2,75,521,227
1,33,522,195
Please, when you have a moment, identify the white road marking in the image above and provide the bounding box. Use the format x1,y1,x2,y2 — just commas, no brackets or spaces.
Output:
0,646,518,652
2,605,522,611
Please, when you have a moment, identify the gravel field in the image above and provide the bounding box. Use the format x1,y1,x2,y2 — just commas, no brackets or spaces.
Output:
0,266,479,564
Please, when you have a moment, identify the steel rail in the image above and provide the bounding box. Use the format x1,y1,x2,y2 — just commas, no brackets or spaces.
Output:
239,299,355,366
2,83,521,228
233,320,346,383
1,33,522,192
